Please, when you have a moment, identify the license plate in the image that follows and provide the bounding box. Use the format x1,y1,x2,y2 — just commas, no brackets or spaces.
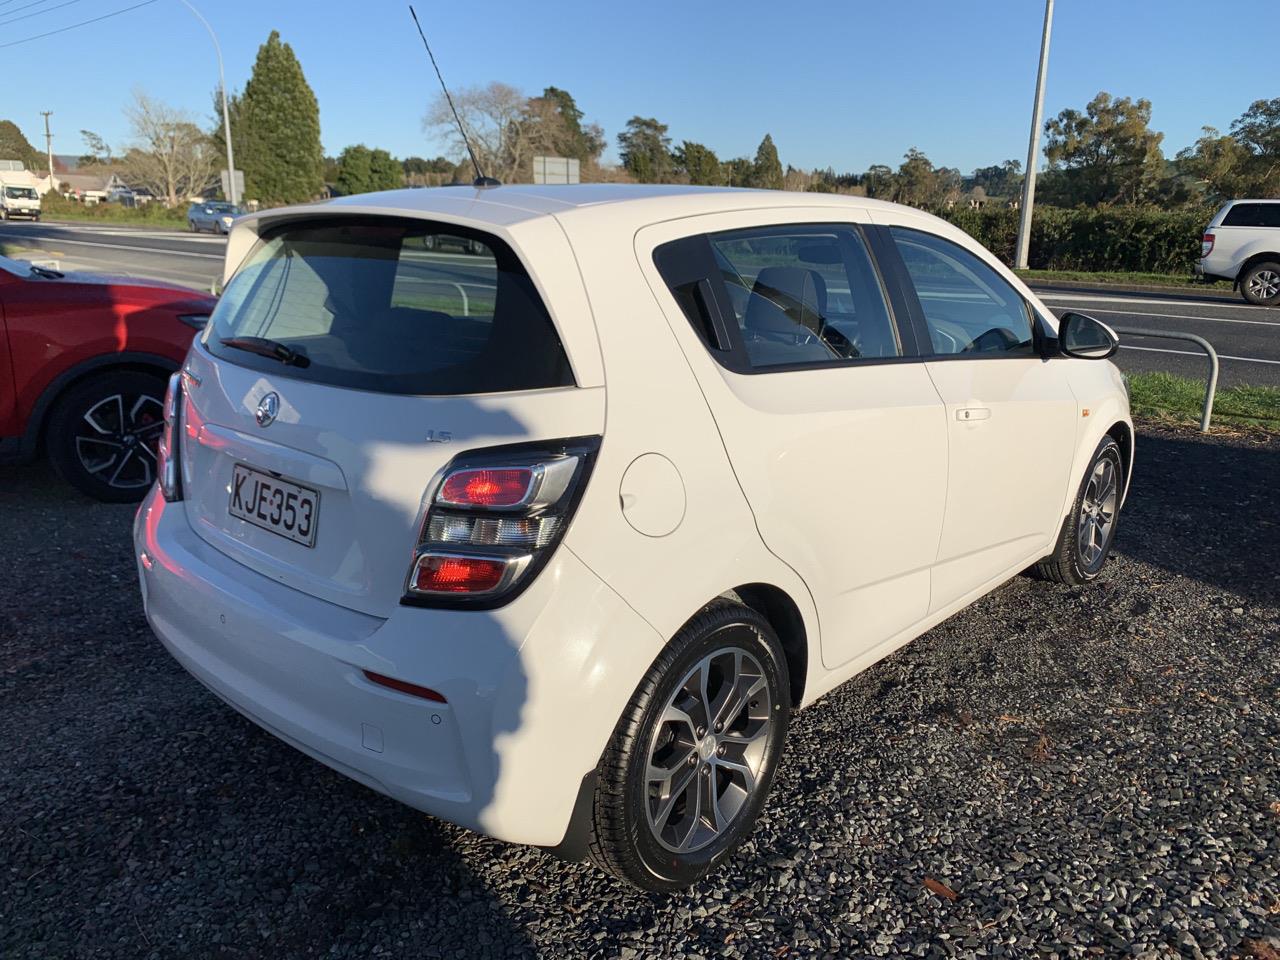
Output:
229,464,319,547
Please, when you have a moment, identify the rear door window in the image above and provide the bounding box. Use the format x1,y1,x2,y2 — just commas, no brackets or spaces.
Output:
204,218,573,395
1222,203,1280,228
655,224,905,370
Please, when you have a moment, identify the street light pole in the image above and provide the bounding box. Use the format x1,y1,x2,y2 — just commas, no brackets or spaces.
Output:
1015,0,1054,270
177,0,239,206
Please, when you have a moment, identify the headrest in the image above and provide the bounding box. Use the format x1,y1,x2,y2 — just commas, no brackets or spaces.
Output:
744,267,828,335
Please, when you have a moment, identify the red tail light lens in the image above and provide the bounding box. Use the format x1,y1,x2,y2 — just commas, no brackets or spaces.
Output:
410,554,516,594
402,438,600,608
363,670,447,703
439,468,534,508
1201,233,1215,257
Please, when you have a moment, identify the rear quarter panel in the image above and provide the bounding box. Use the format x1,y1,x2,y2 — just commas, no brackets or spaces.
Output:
554,204,825,703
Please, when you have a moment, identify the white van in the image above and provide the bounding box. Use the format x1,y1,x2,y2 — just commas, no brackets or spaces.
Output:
134,185,1132,890
0,181,41,221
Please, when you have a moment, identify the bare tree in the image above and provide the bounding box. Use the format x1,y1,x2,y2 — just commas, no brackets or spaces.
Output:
122,90,217,206
423,81,584,184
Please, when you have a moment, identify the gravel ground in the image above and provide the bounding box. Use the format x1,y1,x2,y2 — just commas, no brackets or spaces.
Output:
3,423,1278,960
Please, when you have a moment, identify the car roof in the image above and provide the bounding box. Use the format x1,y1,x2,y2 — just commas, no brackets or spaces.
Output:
307,183,913,227
1225,198,1280,205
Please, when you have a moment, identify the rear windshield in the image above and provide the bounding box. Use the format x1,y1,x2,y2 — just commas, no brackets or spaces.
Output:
202,217,574,395
1223,203,1280,228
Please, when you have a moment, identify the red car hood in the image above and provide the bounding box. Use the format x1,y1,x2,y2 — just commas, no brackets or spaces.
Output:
54,270,217,311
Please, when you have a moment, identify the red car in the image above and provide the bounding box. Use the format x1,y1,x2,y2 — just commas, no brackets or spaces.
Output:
0,254,217,501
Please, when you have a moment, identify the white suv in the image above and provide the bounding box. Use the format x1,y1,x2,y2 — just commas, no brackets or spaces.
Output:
134,185,1132,891
1197,199,1280,305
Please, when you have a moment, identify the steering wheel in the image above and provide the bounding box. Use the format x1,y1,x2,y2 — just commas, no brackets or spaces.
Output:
963,326,1021,353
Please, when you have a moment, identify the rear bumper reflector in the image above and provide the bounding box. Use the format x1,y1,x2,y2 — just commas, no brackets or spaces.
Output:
363,670,448,703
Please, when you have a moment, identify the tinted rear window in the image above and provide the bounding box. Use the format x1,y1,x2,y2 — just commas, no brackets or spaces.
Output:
203,218,573,395
1222,203,1280,228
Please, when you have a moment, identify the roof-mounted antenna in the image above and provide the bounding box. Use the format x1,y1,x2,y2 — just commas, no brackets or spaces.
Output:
409,5,500,189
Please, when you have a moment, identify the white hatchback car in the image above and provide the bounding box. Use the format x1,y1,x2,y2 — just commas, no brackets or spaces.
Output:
134,185,1132,891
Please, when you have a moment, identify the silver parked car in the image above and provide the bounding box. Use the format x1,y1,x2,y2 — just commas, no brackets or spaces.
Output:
1196,199,1280,306
187,201,244,235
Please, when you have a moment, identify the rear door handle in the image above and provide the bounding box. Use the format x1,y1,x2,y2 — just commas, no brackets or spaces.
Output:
956,407,990,422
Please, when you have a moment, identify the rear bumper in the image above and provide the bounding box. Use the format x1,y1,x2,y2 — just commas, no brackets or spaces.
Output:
133,486,663,847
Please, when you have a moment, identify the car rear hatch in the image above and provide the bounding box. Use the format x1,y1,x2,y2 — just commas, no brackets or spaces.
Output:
176,213,603,618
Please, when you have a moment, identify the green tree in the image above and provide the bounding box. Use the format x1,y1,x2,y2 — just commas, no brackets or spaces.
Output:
1176,128,1253,202
403,155,453,175
232,30,324,204
1228,98,1280,196
617,116,672,183
1176,99,1280,201
368,148,403,190
750,133,784,189
721,157,754,187
537,86,605,163
1042,91,1165,205
894,148,940,206
334,144,372,195
673,140,722,185
78,130,114,166
862,164,896,199
334,145,403,195
970,159,1023,199
1231,97,1280,168
0,120,41,171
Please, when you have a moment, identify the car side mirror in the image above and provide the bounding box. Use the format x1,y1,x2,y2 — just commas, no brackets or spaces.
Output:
1059,312,1119,360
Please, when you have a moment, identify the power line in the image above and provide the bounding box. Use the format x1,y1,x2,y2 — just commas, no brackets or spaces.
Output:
0,0,88,28
0,0,157,49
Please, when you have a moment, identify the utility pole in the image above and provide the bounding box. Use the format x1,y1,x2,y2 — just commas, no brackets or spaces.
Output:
40,111,54,189
177,0,239,205
1015,0,1054,270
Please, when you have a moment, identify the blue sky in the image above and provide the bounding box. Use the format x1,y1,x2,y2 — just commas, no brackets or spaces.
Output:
4,0,1274,174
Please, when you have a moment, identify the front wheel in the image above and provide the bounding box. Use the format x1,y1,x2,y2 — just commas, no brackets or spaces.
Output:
1240,261,1280,307
1034,436,1124,585
588,601,790,891
46,371,168,503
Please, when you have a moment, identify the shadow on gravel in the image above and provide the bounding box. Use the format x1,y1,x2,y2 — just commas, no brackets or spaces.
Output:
0,457,542,959
1116,429,1280,605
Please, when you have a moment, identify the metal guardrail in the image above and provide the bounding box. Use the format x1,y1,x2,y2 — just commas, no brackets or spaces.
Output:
1112,326,1219,433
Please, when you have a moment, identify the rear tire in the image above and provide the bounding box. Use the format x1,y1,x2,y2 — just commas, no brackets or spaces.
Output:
587,601,790,892
46,371,168,503
1034,436,1123,585
1240,260,1280,306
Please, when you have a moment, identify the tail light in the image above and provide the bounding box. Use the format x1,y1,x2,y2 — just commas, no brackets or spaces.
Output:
157,371,183,501
402,437,600,608
399,437,599,609
1201,234,1215,258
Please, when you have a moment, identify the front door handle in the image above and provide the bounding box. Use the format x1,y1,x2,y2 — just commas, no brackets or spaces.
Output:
956,407,991,422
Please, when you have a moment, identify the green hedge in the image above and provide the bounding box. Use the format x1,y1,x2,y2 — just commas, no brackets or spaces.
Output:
39,192,188,226
934,205,1215,275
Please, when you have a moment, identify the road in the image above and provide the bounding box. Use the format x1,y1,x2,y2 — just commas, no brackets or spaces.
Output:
0,219,225,292
2,220,1277,387
1035,287,1280,388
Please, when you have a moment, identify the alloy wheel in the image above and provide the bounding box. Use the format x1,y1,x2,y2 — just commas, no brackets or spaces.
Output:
1247,269,1279,301
1077,455,1118,567
73,392,165,490
645,645,773,853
